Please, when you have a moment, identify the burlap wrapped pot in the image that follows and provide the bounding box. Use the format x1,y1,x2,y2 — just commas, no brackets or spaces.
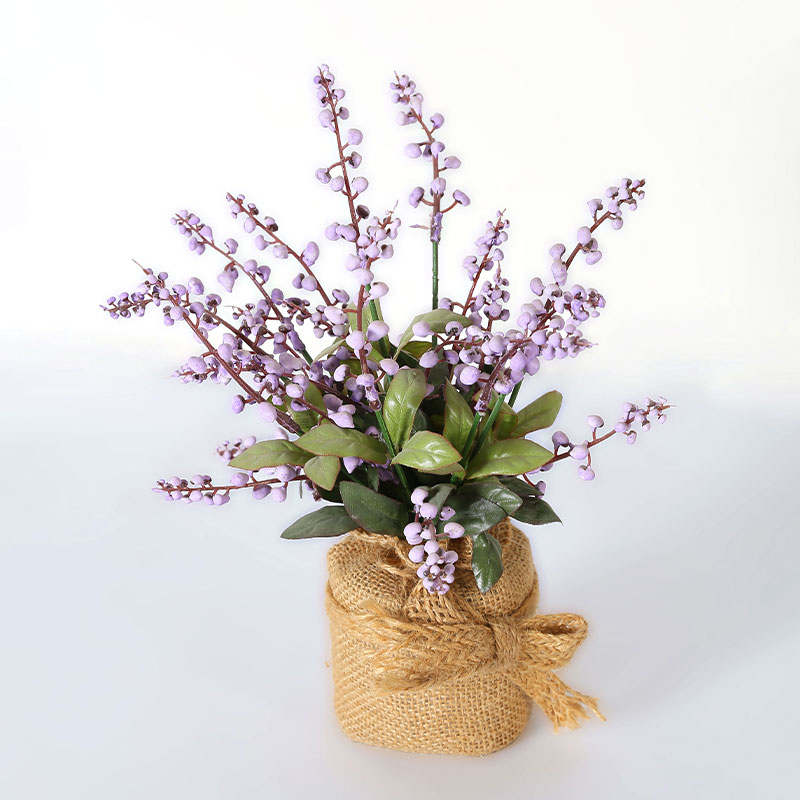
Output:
326,518,602,756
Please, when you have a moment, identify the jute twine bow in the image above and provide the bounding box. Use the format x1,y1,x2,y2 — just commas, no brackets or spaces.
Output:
325,530,605,732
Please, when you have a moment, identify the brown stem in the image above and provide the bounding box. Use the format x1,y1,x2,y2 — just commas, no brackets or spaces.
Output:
228,194,332,306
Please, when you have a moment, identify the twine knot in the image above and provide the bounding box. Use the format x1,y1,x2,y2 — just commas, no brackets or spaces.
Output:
488,618,521,668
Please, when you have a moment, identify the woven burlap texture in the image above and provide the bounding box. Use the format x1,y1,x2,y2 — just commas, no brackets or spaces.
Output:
326,518,603,756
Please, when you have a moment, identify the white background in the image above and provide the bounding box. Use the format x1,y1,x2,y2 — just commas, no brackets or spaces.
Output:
2,1,799,797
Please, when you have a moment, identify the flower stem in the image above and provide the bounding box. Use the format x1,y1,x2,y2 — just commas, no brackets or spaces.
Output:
466,394,504,467
431,241,439,311
373,408,412,503
460,414,481,464
508,382,522,407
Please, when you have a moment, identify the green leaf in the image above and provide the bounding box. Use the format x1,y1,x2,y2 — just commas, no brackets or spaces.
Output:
304,455,340,491
472,531,504,593
296,422,389,464
290,384,325,432
443,383,474,453
392,431,461,472
362,465,380,491
281,505,356,539
466,438,553,480
437,488,508,537
498,476,543,499
383,368,427,448
403,340,433,360
510,497,562,526
410,408,429,439
229,439,312,470
339,482,408,536
425,483,455,512
395,310,472,352
427,360,450,390
494,403,519,439
463,479,523,515
509,390,563,437
424,463,466,477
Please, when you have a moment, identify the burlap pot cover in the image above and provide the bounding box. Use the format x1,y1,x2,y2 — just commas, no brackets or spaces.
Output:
326,518,602,756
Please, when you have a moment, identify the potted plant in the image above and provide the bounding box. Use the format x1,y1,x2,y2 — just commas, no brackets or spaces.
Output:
102,64,670,756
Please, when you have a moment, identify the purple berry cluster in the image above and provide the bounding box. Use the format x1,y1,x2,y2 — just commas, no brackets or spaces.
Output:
391,72,470,244
403,488,465,594
546,397,671,481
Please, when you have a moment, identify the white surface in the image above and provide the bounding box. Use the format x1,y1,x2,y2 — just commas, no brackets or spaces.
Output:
2,1,799,798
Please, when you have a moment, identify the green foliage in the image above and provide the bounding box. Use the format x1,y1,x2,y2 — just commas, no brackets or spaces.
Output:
471,531,504,593
443,383,474,453
382,368,427,448
466,438,552,480
281,505,356,539
427,360,450,389
494,402,519,439
403,340,433,360
289,384,325,432
229,439,312,470
510,497,562,525
339,482,408,536
392,431,461,472
303,455,340,491
297,422,388,464
509,390,563,437
436,485,508,537
498,476,543,499
464,478,523,515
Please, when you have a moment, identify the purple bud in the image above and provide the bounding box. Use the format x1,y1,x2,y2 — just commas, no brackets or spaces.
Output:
345,330,366,351
570,443,589,460
366,321,389,342
410,487,429,505
459,365,480,386
444,522,464,539
259,402,277,422
409,545,426,563
578,465,596,481
419,350,439,368
187,356,206,374
380,358,400,376
419,502,438,519
412,321,432,337
585,251,603,265
302,241,319,266
347,128,363,145
453,190,470,206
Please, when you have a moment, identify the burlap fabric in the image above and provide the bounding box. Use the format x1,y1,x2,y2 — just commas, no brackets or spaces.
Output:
326,518,603,756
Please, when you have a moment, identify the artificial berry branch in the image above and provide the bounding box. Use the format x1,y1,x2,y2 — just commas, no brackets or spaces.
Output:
102,64,669,595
